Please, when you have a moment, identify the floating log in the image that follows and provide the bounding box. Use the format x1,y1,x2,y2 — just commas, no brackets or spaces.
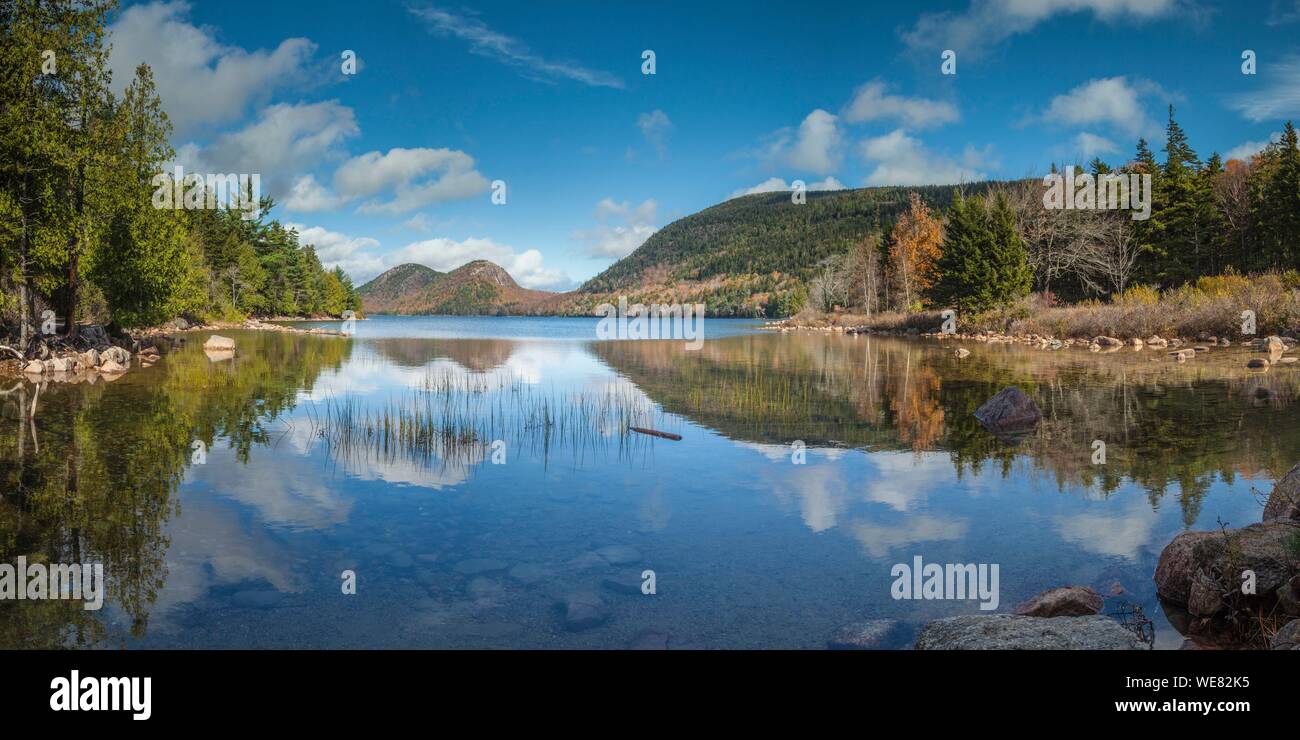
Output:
629,426,682,441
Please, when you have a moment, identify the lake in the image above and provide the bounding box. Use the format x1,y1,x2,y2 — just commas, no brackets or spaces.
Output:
1,316,1292,649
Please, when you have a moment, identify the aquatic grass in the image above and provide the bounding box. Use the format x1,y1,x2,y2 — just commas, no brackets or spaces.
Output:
305,373,670,476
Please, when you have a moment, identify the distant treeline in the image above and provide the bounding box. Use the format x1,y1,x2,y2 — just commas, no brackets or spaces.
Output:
0,0,359,348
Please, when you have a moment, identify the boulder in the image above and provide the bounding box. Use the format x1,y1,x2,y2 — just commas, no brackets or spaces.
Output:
1013,586,1104,617
973,387,1042,433
827,619,902,650
954,348,971,358
1272,619,1300,650
1154,531,1219,605
1155,523,1295,621
1170,349,1195,361
1263,463,1300,522
1094,336,1123,347
80,348,99,368
98,359,126,374
22,360,44,375
1247,358,1269,369
914,615,1142,650
1261,336,1286,354
1146,335,1168,348
203,335,236,352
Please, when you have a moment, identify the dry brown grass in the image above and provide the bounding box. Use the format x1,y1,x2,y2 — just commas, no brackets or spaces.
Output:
787,272,1300,340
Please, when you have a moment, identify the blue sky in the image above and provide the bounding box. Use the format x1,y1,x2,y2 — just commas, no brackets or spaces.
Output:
105,0,1300,289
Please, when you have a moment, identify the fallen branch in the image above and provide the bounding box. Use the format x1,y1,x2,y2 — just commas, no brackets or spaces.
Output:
0,345,24,360
629,426,682,441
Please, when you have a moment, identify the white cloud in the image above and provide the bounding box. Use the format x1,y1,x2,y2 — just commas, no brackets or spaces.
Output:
1041,77,1155,137
409,5,623,88
573,198,658,259
1074,131,1119,157
750,109,843,176
338,148,491,215
637,110,673,159
859,129,988,186
400,213,434,232
176,101,359,197
284,175,345,212
1228,55,1300,122
843,80,959,129
786,109,842,174
1224,131,1297,162
729,176,844,199
280,147,491,215
901,0,1184,59
285,223,380,265
107,1,316,136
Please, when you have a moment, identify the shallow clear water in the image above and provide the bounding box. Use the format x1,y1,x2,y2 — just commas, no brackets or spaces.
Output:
1,318,1293,649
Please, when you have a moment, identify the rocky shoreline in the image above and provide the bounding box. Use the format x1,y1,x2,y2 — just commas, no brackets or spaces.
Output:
0,317,347,383
764,320,1299,368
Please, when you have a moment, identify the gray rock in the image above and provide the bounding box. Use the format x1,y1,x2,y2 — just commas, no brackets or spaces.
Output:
204,334,236,351
1014,586,1104,617
601,571,646,595
561,591,608,631
1156,523,1295,620
453,558,509,575
595,545,642,565
915,614,1142,650
1272,620,1300,650
1154,531,1218,605
507,563,551,585
973,387,1042,433
566,552,610,572
465,577,504,601
1262,463,1300,523
827,619,901,650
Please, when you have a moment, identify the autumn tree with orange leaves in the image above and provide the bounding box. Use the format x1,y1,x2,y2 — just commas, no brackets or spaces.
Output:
887,192,944,311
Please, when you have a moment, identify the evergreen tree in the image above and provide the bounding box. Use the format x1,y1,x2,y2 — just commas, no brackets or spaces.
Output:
929,191,1032,314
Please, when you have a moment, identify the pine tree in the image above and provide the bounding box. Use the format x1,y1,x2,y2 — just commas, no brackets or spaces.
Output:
929,191,1031,314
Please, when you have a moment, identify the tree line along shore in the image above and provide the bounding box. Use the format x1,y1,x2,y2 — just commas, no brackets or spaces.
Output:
1,1,362,370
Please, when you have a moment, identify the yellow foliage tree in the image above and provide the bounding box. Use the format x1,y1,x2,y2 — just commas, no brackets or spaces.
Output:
888,192,943,310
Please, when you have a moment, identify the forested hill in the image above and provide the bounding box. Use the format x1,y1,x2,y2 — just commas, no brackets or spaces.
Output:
580,183,1003,296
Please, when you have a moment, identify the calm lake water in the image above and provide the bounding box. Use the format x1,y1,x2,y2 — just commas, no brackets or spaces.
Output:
1,316,1293,649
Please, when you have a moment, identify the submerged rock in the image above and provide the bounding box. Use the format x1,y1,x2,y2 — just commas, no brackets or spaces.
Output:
1014,586,1104,617
561,591,608,631
594,545,642,565
601,571,646,595
973,387,1042,434
827,619,902,650
915,614,1141,650
954,348,971,358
